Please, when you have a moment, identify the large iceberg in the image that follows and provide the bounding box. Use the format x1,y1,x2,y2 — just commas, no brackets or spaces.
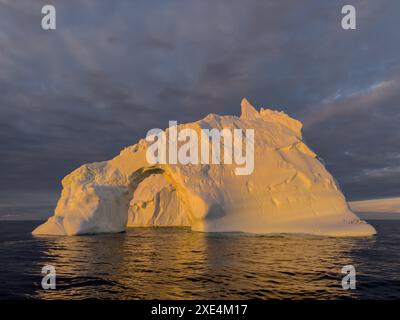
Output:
33,99,376,236
350,197,400,213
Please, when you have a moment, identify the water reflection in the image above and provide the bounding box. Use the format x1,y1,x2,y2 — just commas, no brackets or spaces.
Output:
30,226,381,299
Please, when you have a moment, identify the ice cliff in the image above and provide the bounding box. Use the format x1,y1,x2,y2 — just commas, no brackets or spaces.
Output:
33,99,376,236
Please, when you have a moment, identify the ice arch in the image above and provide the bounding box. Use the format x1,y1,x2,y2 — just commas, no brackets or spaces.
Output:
33,99,376,236
127,172,189,227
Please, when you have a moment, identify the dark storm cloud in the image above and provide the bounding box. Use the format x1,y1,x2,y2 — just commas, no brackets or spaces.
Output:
0,0,399,206
303,72,400,200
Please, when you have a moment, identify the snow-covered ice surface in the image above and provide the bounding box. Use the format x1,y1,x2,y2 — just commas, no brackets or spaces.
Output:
33,99,375,236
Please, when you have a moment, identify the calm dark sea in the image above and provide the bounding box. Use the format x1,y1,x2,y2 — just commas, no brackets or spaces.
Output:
0,220,399,299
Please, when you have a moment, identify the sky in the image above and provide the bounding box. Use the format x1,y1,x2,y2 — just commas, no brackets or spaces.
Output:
0,0,399,209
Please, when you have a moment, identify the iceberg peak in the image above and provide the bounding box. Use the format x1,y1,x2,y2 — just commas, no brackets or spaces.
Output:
240,98,260,120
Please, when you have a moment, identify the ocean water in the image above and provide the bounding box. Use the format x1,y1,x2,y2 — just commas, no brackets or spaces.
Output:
0,220,399,299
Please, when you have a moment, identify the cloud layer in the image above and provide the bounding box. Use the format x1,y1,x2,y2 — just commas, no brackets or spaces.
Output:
0,0,399,205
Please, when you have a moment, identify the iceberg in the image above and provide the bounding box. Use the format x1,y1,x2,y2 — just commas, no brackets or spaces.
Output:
350,197,400,213
33,99,376,236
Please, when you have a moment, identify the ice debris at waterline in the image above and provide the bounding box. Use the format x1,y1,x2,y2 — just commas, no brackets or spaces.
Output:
33,99,376,236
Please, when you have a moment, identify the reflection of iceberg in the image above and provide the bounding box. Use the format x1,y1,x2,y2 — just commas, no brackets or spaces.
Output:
33,99,375,236
32,228,376,299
